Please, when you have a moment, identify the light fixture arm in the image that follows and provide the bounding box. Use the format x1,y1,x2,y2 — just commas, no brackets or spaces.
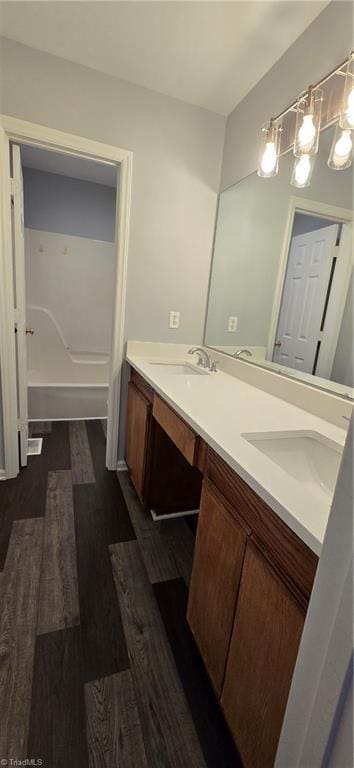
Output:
270,54,352,129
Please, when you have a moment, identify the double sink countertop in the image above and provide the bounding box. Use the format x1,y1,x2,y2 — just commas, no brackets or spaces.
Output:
126,343,349,555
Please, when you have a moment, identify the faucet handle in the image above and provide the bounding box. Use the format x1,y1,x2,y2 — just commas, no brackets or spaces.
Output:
209,361,219,372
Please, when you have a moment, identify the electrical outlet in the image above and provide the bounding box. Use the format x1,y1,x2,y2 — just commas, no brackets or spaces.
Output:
228,316,238,332
169,311,180,329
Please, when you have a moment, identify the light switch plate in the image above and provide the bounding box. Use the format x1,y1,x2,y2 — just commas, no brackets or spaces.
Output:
169,311,180,329
228,316,238,332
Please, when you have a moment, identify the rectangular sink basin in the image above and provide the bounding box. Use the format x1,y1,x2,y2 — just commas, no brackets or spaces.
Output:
242,430,343,498
148,362,209,375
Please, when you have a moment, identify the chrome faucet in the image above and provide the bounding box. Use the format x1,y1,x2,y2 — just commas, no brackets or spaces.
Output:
233,349,252,359
188,347,211,369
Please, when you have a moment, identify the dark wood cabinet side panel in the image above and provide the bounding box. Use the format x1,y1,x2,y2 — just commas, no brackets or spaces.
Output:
130,368,154,403
187,481,248,697
125,382,151,500
195,438,208,475
221,540,305,768
206,449,318,602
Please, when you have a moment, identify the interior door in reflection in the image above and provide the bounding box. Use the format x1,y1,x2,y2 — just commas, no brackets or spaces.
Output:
273,224,339,374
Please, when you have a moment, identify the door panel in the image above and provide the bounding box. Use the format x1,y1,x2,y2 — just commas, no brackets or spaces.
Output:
273,224,338,373
187,481,248,696
12,144,28,467
221,540,305,768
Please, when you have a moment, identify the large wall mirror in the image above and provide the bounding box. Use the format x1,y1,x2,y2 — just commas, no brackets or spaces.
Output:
204,123,353,399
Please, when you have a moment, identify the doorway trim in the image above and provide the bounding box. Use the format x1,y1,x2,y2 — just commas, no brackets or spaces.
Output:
267,195,353,364
0,115,133,478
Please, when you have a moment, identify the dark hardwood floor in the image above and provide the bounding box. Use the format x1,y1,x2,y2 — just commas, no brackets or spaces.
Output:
0,419,242,767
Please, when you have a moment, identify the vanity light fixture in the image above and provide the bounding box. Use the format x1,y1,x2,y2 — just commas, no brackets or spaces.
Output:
339,52,354,130
257,119,282,178
294,86,323,157
258,53,354,188
291,154,315,188
327,124,353,170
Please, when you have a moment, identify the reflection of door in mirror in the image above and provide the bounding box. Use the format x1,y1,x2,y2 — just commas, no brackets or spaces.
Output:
204,122,353,399
272,216,351,382
268,212,354,387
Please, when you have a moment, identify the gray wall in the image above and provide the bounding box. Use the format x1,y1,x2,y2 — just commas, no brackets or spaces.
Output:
0,35,225,468
23,168,117,242
0,36,225,346
220,2,354,190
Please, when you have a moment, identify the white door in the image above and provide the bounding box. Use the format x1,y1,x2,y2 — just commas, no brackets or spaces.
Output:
273,224,339,373
11,143,28,466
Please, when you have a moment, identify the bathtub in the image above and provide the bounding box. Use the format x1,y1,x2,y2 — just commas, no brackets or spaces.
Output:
27,305,110,420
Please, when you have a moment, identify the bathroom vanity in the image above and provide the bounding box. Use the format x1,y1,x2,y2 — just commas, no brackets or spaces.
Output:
123,344,347,768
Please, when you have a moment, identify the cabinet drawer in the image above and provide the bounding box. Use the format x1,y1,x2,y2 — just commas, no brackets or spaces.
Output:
152,395,198,466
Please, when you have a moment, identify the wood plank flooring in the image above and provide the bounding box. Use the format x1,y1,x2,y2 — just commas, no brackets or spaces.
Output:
37,470,80,635
85,670,148,768
28,626,88,767
70,421,95,484
74,482,130,682
0,518,44,760
0,419,242,767
110,539,206,768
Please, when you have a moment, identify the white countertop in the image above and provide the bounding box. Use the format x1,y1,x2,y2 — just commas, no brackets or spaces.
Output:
126,345,348,555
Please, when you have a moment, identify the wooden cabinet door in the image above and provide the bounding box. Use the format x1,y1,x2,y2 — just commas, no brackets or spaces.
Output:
125,382,151,500
187,481,248,696
221,540,305,768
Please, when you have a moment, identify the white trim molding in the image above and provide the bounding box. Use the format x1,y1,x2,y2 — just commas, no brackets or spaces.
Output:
0,115,133,477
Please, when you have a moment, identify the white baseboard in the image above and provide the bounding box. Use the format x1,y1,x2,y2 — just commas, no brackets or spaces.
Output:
28,416,105,422
150,508,199,521
0,469,6,481
117,460,128,472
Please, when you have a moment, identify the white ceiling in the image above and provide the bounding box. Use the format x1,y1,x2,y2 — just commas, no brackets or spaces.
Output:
21,144,117,187
0,1,329,116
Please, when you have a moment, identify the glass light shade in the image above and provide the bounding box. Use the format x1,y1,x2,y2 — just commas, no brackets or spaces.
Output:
294,87,323,157
339,53,354,130
257,121,281,178
291,154,315,188
327,124,353,170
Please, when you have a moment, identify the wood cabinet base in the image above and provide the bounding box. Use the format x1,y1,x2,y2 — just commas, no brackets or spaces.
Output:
125,366,318,768
221,540,305,768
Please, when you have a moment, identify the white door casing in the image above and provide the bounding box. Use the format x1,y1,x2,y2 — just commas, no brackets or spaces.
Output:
0,115,132,479
12,143,28,466
272,224,338,374
316,223,353,379
0,126,19,478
